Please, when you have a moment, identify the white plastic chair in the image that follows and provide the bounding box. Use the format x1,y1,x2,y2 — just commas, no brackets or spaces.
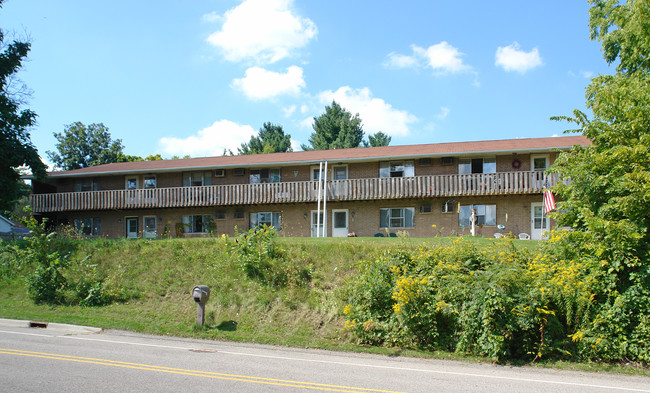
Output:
518,233,530,240
493,233,503,238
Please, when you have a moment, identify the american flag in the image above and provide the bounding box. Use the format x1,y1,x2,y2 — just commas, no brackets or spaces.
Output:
543,189,556,215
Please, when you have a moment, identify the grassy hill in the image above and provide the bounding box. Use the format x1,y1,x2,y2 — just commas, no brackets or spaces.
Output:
2,232,648,374
0,235,481,349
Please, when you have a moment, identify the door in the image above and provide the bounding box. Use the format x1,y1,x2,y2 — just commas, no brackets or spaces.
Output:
311,211,324,237
125,217,138,239
332,210,348,237
531,202,547,240
143,216,157,238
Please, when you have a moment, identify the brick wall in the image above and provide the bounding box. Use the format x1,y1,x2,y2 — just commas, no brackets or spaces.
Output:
49,193,550,239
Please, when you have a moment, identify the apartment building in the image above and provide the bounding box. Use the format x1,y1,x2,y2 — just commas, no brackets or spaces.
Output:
29,135,589,240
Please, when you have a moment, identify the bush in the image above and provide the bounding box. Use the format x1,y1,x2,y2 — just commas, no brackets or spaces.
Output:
231,225,311,288
343,236,618,363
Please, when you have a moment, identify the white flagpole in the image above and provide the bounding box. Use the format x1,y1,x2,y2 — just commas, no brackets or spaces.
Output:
316,161,323,237
323,161,328,237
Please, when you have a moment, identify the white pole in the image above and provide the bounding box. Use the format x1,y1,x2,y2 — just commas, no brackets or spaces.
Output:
323,161,328,237
316,162,323,237
470,209,476,237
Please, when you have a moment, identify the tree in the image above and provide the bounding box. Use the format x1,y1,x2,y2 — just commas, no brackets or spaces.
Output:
47,122,127,170
363,131,391,147
144,154,163,161
239,122,292,155
0,1,46,212
549,0,650,362
301,101,364,150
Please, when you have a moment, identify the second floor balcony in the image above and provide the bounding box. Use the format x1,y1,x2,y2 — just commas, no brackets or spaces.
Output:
31,170,558,213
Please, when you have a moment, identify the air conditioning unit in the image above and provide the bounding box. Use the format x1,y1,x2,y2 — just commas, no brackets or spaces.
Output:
418,158,432,166
214,169,225,177
232,168,245,176
441,157,454,166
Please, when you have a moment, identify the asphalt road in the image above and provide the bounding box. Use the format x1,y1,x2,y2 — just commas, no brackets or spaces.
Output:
1,319,648,393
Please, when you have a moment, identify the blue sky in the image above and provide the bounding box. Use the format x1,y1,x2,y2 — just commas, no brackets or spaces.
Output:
1,0,612,164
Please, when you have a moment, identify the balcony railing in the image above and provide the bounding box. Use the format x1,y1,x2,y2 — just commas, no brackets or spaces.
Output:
31,171,558,213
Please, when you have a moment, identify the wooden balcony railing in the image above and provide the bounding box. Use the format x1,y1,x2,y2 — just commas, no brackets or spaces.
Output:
30,171,558,213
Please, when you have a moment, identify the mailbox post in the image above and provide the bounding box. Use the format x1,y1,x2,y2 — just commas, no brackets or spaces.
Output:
192,285,210,327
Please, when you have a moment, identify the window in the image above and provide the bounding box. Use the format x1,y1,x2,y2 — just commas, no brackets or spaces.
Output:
143,216,157,238
312,166,325,181
379,208,414,228
332,165,348,180
233,210,245,219
441,200,457,213
418,158,432,166
458,158,496,174
532,155,549,171
459,204,496,226
441,157,454,166
214,211,226,220
144,175,157,189
126,177,138,190
183,171,212,187
74,179,98,192
250,212,282,230
73,218,101,236
250,169,281,184
419,204,432,213
182,215,213,233
379,161,414,178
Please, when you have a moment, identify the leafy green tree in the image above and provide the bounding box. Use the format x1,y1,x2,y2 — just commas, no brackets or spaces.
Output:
0,2,46,212
301,101,364,150
550,0,650,362
144,154,163,161
363,131,391,147
47,122,126,170
239,122,292,155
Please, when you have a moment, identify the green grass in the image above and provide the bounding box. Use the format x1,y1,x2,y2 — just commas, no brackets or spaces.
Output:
1,235,647,376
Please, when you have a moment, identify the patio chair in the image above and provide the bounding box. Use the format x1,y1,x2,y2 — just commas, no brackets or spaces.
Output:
518,233,530,240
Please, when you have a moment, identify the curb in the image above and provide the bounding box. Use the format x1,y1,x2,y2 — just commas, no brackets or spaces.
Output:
0,318,102,334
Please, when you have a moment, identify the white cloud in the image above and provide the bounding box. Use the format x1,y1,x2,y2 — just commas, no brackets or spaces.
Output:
206,0,317,64
283,105,297,117
436,106,450,120
414,42,470,73
158,120,256,157
385,42,471,74
318,86,417,137
383,52,418,69
580,70,595,79
232,66,305,100
202,11,221,23
290,139,302,151
495,42,543,73
299,116,314,129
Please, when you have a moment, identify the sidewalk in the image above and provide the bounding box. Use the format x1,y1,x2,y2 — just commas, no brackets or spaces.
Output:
0,318,102,334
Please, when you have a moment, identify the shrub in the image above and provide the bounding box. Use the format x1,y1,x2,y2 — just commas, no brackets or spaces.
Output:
342,237,618,363
231,225,311,288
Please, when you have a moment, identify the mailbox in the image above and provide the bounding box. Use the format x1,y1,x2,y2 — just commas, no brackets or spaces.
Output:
192,285,210,304
191,285,210,327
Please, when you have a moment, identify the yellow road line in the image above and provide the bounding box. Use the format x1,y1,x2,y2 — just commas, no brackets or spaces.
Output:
0,348,405,393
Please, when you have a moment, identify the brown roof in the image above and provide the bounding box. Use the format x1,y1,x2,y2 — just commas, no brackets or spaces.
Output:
47,135,590,177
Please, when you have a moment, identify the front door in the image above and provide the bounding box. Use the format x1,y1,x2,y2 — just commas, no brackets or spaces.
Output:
311,211,324,237
332,209,348,237
531,202,547,240
143,216,157,238
126,217,138,239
